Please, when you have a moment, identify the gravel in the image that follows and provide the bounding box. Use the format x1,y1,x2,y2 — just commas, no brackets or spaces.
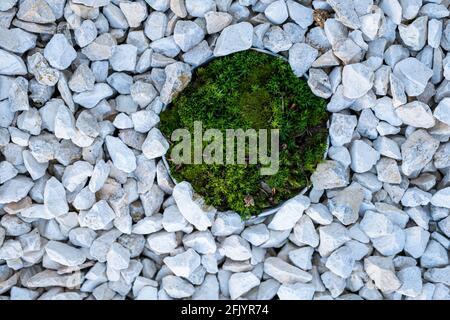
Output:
0,0,448,301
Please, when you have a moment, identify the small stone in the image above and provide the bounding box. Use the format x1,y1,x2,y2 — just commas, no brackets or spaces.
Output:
397,266,423,298
329,113,357,147
288,43,318,77
214,22,253,57
393,58,433,96
182,40,213,67
44,177,68,217
147,231,178,254
110,44,137,72
401,129,439,176
73,83,114,109
401,187,432,207
211,211,244,237
173,182,213,231
399,16,428,51
318,222,351,257
328,185,364,225
205,11,232,34
305,203,333,225
434,97,450,126
404,226,430,258
45,241,86,267
263,26,292,53
185,0,215,18
277,283,315,300
293,215,319,247
44,34,76,70
162,275,195,298
81,33,116,61
376,157,401,184
17,0,56,24
264,257,312,284
431,187,450,209
0,27,36,54
286,0,313,29
268,194,310,231
107,242,131,270
174,20,204,52
105,136,136,173
0,176,34,204
264,0,288,25
360,211,394,239
0,161,18,184
119,1,147,28
141,127,169,160
350,140,380,173
364,256,401,293
0,49,27,75
74,20,98,48
228,272,260,300
221,235,251,261
160,62,192,104
342,63,374,99
144,12,167,41
395,101,435,129
428,19,443,49
164,249,201,278
79,200,115,230
325,246,355,278
69,63,95,93
183,231,216,254
311,160,349,190
327,0,360,29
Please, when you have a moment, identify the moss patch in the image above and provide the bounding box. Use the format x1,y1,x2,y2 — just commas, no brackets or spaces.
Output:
160,50,328,218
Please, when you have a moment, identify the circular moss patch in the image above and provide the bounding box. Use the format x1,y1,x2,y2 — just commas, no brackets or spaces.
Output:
160,50,328,218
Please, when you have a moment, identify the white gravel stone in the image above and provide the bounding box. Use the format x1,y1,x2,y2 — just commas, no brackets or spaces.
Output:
268,194,310,231
185,0,215,18
286,0,313,29
405,226,430,259
105,136,136,173
228,272,260,300
431,187,450,209
213,22,253,57
393,58,433,96
0,49,27,76
264,0,288,25
45,241,86,267
44,34,76,71
173,182,212,231
401,129,440,177
264,257,312,284
164,249,201,278
434,97,450,126
288,43,318,77
342,63,374,99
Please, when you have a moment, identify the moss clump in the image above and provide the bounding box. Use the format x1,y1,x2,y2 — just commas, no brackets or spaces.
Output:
160,50,328,218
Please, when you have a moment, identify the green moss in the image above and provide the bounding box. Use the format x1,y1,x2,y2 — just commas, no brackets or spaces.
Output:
160,50,328,218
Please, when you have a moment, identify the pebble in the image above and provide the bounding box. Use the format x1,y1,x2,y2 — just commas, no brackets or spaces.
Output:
174,20,204,52
205,11,232,34
45,241,86,267
228,272,260,300
0,49,27,75
268,194,310,231
105,136,136,173
213,22,253,57
288,43,318,77
401,129,439,177
342,63,374,99
393,58,433,96
264,0,288,25
395,101,435,129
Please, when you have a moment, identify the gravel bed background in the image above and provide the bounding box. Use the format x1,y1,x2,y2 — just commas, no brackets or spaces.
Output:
0,0,449,300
